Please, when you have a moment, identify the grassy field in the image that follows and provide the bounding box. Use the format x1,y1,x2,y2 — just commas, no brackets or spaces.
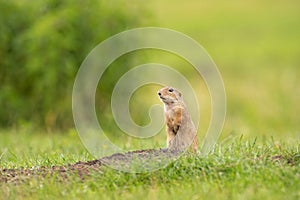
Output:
1,0,300,199
0,131,299,199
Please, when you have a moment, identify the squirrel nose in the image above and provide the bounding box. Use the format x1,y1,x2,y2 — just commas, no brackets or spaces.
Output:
158,92,161,96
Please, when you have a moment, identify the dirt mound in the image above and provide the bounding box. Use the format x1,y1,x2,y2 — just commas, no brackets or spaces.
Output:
0,148,181,183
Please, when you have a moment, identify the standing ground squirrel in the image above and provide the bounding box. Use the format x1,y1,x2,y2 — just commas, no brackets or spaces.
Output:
158,86,198,152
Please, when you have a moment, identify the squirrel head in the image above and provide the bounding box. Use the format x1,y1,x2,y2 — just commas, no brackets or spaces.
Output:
157,86,183,104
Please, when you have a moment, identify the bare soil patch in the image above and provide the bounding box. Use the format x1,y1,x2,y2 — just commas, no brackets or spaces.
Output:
0,148,180,183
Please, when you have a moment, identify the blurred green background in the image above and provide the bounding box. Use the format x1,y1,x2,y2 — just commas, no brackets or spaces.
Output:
0,0,151,130
0,0,299,143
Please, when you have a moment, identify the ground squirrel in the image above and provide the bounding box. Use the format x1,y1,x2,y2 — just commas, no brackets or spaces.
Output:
158,86,198,152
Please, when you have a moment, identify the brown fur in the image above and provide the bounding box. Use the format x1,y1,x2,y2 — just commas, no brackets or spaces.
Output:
158,86,198,152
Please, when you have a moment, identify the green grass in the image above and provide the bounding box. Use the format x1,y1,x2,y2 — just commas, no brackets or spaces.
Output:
0,131,299,200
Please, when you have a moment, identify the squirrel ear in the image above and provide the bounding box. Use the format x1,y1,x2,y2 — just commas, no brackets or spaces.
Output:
178,92,182,97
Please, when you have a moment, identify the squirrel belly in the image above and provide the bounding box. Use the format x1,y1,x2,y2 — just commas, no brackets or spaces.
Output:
158,86,198,152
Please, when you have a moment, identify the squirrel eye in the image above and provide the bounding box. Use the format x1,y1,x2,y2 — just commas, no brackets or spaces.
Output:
168,88,174,92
